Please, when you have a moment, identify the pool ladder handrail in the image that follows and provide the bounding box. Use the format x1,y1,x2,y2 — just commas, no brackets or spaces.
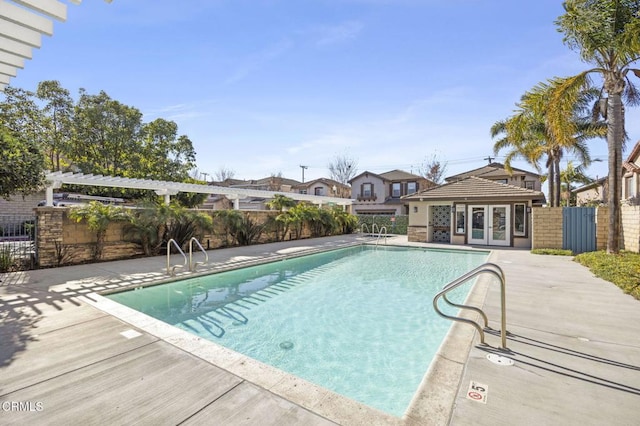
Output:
189,237,209,271
166,239,188,276
433,262,507,349
375,226,387,246
360,223,370,236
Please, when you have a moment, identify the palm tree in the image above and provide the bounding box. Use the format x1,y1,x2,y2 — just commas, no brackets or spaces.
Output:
68,201,128,260
553,1,640,253
560,161,595,206
266,194,296,241
491,79,604,207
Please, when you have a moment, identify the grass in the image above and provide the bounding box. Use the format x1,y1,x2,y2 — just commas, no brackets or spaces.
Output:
574,251,640,300
531,248,573,256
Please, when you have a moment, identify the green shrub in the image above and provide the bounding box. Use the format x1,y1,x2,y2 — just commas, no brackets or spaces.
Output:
574,251,640,300
531,248,573,256
0,246,14,272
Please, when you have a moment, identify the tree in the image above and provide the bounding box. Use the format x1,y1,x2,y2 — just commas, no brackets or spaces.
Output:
560,161,595,206
0,126,46,199
492,79,604,207
554,1,640,253
328,154,358,184
266,194,297,241
214,166,235,182
36,80,74,171
71,89,143,177
139,119,197,181
68,202,128,260
418,154,447,187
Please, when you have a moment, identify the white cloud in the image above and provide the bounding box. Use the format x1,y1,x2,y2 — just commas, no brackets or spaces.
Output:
315,21,364,46
225,39,294,85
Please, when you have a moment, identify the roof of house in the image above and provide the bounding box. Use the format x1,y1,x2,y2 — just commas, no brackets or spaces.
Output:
348,169,426,184
379,169,425,181
445,162,540,182
291,177,348,189
572,177,607,193
623,140,640,173
403,176,546,202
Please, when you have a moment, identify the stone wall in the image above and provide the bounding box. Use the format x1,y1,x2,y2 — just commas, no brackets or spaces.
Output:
35,207,316,267
407,225,427,242
621,205,639,252
531,207,563,250
596,207,608,251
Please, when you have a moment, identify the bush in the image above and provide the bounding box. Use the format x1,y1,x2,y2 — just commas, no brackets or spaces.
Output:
0,246,14,272
531,248,573,256
574,251,640,300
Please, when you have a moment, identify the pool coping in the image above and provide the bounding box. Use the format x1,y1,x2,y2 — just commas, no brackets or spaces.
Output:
81,242,495,426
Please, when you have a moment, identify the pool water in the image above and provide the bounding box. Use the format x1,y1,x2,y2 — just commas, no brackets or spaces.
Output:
107,245,488,416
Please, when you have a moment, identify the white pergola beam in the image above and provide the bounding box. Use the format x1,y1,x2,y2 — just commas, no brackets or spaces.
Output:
0,35,33,58
0,50,25,67
10,0,67,22
45,172,353,207
0,62,17,76
0,1,54,35
0,73,11,84
0,17,42,47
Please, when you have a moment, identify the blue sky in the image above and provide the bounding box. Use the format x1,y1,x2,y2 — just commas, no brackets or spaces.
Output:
10,0,636,184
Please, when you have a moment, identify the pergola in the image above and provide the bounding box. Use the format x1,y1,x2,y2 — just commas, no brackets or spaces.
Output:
1,0,113,91
45,171,354,209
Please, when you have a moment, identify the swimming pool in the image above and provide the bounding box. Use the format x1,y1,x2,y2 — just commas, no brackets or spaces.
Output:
107,245,488,416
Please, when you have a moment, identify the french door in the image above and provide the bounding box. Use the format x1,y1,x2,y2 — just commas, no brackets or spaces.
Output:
467,205,510,246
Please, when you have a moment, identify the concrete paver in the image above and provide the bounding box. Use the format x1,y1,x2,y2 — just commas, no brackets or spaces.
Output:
0,235,639,425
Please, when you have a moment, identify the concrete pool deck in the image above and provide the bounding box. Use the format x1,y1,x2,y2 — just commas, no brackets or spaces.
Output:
1,235,639,425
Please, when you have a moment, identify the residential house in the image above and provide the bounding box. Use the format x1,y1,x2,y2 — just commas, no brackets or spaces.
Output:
349,170,432,216
291,178,351,199
622,141,640,203
404,163,545,248
201,176,302,210
445,162,542,190
573,177,607,206
200,175,351,210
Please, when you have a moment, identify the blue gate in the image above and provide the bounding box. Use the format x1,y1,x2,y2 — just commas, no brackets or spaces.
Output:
562,207,596,254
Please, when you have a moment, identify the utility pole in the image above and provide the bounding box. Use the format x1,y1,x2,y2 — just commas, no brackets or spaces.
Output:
201,172,210,183
484,156,495,164
300,165,308,183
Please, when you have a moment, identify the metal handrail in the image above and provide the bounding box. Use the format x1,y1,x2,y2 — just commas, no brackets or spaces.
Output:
375,226,387,246
371,223,380,235
360,223,370,235
433,262,507,349
189,237,209,271
166,239,187,276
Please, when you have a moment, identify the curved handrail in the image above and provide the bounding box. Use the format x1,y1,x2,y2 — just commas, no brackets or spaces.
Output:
371,223,380,235
375,226,388,246
360,223,370,235
433,262,507,349
189,237,209,271
166,239,188,276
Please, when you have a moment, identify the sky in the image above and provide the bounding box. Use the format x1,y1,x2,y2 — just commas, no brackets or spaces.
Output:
8,0,639,186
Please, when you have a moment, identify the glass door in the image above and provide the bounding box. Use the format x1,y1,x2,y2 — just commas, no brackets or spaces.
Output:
468,206,487,244
488,205,510,246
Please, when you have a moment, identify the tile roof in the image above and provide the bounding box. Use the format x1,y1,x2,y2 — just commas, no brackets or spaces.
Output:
445,162,540,181
379,169,424,181
403,176,546,202
291,177,347,189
